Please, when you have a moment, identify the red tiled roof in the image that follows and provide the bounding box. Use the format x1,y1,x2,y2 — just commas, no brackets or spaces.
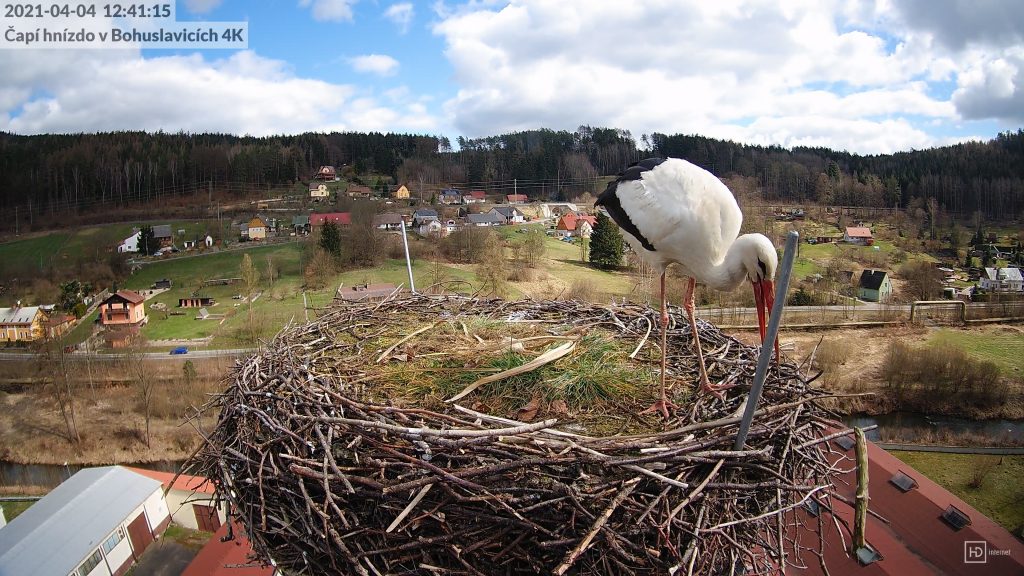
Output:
104,290,145,305
846,227,872,238
788,439,1024,575
470,191,486,199
506,194,527,203
556,213,595,231
310,212,351,226
181,521,274,576
125,467,216,495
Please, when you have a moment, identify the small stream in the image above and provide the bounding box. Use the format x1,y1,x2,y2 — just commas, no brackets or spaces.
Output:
0,459,184,489
844,412,1024,443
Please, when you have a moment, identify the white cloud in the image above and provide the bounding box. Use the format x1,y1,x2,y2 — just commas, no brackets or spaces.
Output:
953,48,1024,122
431,0,1012,154
0,50,437,135
349,54,400,76
384,3,414,34
183,0,223,14
299,0,357,22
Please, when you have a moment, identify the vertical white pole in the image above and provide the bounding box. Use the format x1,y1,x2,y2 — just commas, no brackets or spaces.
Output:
401,219,416,294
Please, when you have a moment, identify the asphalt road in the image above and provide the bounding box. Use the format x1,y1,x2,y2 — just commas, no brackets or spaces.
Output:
0,348,254,361
131,539,198,576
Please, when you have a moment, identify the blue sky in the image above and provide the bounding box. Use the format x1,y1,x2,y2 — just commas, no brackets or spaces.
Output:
1,0,1022,154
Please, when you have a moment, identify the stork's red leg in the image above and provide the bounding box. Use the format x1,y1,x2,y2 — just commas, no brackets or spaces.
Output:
641,271,677,419
683,278,729,400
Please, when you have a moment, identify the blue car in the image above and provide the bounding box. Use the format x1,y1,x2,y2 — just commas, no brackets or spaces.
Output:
170,346,188,355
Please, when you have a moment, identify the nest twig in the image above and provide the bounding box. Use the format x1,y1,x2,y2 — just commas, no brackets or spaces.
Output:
183,295,850,575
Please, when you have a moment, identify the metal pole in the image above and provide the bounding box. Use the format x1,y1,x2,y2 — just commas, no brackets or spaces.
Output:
400,218,416,294
735,231,799,450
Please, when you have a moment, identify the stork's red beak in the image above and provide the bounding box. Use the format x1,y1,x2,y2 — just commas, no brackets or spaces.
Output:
752,279,779,363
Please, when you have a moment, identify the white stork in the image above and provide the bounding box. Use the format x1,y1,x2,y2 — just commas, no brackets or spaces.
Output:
596,157,778,418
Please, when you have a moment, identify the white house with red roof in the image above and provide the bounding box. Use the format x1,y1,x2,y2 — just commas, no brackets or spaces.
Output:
844,226,874,245
127,467,226,533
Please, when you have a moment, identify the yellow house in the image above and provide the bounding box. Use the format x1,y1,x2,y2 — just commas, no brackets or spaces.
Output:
0,305,48,343
309,182,330,200
248,215,268,240
393,184,410,199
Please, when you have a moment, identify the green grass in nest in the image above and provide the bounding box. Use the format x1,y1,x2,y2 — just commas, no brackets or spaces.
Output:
376,332,666,434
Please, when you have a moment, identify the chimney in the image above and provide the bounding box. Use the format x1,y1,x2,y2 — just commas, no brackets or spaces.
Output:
853,427,869,552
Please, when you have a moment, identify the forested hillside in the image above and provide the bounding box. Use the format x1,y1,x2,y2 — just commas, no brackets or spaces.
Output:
2,127,1023,236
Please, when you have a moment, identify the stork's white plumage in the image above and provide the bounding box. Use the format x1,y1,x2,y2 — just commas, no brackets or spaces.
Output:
596,157,778,418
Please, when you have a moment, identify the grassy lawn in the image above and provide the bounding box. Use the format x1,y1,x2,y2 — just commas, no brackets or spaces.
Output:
0,233,71,276
0,220,224,278
0,499,37,522
124,242,306,291
890,451,1024,535
928,329,1024,373
162,524,214,550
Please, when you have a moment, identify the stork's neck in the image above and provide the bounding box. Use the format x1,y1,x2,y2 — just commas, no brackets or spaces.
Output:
692,234,763,291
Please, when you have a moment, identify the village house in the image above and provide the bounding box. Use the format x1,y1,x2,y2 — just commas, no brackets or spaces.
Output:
314,165,337,181
117,230,141,253
490,206,526,224
247,215,269,240
465,213,504,227
392,184,410,199
0,466,171,576
373,212,405,231
99,290,147,328
292,215,310,235
858,269,893,302
555,213,598,237
347,184,372,198
980,267,1024,292
412,208,439,228
0,304,48,343
844,226,874,245
439,188,463,205
463,191,487,204
43,311,76,340
308,182,330,200
152,224,173,248
127,468,225,533
417,219,445,238
309,213,352,227
506,194,528,204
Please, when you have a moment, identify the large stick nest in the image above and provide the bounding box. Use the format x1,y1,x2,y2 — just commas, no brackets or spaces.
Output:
184,295,848,575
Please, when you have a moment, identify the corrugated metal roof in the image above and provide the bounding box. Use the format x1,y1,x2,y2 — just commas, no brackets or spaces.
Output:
0,306,42,326
0,466,162,576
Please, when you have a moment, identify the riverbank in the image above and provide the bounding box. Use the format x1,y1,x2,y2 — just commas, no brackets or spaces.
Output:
737,324,1024,420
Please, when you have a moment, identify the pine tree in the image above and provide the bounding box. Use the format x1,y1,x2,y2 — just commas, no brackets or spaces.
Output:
589,212,624,269
139,225,157,256
319,221,341,258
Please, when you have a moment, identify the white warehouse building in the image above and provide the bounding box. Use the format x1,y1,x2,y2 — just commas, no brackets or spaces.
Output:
0,466,170,576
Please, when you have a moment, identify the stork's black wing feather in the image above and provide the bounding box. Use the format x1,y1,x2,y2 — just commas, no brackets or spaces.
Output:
594,158,664,252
